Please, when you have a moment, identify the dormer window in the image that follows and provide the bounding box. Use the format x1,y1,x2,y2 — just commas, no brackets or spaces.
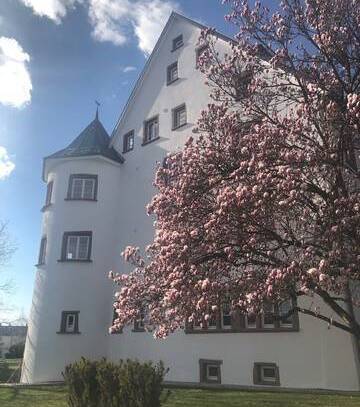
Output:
172,35,183,51
67,174,98,201
123,130,134,153
60,231,92,262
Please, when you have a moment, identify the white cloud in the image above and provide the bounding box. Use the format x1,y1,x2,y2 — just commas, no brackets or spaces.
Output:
18,0,179,54
0,37,32,108
88,0,178,54
0,146,15,180
122,65,136,73
19,0,82,24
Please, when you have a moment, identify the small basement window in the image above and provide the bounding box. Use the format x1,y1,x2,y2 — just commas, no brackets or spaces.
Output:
253,362,280,386
123,130,134,153
167,62,178,85
58,311,80,334
172,104,187,130
199,359,222,384
61,231,92,261
172,34,183,51
67,174,98,201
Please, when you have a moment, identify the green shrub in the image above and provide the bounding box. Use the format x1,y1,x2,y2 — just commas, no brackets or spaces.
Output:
5,342,25,359
62,358,100,407
0,359,11,382
63,358,169,407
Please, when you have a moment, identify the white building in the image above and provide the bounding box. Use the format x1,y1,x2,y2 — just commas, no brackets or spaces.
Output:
22,12,360,391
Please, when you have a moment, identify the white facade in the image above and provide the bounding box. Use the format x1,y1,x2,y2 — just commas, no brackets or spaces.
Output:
22,13,360,391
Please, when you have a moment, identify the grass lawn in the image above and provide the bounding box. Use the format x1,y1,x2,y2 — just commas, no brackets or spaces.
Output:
0,359,22,383
0,386,359,407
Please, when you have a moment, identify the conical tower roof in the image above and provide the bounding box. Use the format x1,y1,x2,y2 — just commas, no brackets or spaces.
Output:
46,113,124,164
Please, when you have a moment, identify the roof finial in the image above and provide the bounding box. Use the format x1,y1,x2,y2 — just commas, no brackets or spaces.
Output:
95,100,100,120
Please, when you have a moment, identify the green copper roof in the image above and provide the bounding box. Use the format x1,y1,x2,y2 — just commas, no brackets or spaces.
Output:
46,116,124,164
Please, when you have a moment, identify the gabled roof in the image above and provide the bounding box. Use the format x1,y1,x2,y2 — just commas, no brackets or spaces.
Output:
110,11,235,146
46,114,124,164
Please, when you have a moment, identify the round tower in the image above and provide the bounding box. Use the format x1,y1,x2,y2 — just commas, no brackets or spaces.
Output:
22,110,124,383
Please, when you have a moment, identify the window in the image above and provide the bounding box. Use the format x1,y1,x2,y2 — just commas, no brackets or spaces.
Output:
167,62,178,85
253,363,280,386
186,299,298,334
196,44,209,67
245,312,257,329
67,174,98,201
221,302,232,329
133,308,146,332
143,116,159,144
172,34,183,51
262,303,276,328
279,300,293,327
58,311,80,334
38,237,47,265
123,130,134,153
45,181,53,206
61,231,92,261
199,359,222,384
172,104,187,129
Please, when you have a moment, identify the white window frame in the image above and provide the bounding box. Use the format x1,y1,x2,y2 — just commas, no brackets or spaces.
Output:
71,178,95,200
172,34,183,51
172,104,187,129
144,116,159,144
167,62,178,84
278,300,294,328
262,303,276,329
206,364,220,382
245,313,257,329
260,365,277,383
65,313,76,333
123,130,134,153
221,303,232,329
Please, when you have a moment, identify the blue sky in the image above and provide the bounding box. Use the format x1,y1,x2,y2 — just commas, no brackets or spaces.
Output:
0,0,240,322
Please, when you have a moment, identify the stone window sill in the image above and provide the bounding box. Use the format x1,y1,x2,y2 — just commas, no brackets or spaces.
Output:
167,77,179,86
142,136,160,146
57,259,92,263
64,198,97,202
172,122,187,131
56,331,81,335
185,327,299,334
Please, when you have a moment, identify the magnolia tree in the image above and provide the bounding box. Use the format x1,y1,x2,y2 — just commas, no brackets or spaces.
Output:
110,0,360,339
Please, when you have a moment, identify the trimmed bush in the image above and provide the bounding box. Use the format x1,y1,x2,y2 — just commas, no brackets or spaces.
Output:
63,358,169,407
